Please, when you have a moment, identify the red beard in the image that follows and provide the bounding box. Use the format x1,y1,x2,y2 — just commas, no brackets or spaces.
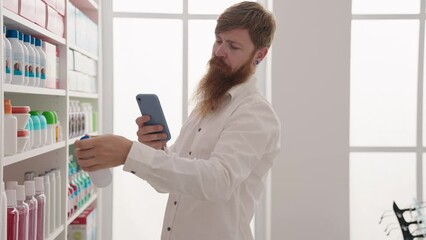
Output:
194,54,255,116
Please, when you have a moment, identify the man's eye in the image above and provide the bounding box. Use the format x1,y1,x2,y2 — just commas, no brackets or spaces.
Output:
230,45,239,50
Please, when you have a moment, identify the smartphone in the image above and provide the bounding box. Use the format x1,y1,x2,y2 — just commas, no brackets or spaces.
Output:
136,94,171,141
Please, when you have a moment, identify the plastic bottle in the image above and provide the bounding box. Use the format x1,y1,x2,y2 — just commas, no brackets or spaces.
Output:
42,111,55,145
6,189,19,240
18,32,29,85
29,37,39,87
46,171,55,233
25,117,34,151
35,112,47,147
3,26,12,84
6,30,24,85
34,177,45,240
1,182,7,240
15,185,29,240
4,99,18,156
79,135,113,188
23,181,38,240
41,175,50,238
52,169,61,228
35,39,46,88
23,34,36,86
29,112,41,148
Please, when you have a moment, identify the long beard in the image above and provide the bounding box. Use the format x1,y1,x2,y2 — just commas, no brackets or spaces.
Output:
193,55,255,116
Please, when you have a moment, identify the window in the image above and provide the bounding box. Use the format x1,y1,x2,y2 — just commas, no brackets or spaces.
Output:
107,1,270,239
350,1,423,239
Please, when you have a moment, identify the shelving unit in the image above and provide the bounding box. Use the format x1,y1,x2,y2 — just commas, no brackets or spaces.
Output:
0,0,103,239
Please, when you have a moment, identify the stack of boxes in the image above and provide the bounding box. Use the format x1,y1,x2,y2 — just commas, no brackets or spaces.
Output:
3,0,65,37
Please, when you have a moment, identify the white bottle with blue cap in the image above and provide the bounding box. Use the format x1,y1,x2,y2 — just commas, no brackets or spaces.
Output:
19,32,29,85
79,135,113,188
3,26,12,84
24,34,36,86
35,38,46,88
6,29,24,85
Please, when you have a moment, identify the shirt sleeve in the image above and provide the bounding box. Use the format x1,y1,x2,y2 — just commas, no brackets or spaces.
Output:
123,101,281,202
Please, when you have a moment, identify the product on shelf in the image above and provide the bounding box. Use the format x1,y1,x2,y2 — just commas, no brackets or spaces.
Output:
4,99,18,156
18,32,29,86
15,185,29,240
68,204,96,240
3,26,12,84
1,183,7,240
23,181,38,240
6,189,19,240
35,39,46,88
30,36,41,87
34,177,46,240
23,34,36,86
6,30,24,85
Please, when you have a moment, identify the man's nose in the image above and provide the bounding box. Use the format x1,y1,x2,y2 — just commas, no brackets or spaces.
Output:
214,44,227,58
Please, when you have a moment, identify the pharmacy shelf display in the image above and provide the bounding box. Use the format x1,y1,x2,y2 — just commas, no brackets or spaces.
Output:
0,0,103,240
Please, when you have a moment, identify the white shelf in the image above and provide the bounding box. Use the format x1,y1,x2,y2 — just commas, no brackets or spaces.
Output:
69,44,99,61
70,0,99,11
4,84,66,96
67,193,98,225
3,8,66,45
69,90,99,99
3,141,66,166
46,225,65,240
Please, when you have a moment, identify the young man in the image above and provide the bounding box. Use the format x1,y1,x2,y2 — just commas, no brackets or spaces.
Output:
75,2,281,239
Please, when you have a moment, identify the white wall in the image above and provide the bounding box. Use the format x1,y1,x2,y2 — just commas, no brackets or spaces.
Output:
270,0,351,239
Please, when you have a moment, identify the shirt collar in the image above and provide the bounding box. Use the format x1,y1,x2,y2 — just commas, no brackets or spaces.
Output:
228,75,257,99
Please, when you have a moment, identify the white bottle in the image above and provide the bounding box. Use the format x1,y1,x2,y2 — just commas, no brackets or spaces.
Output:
35,39,46,88
24,34,36,87
4,99,17,156
52,169,61,228
19,32,29,85
3,26,12,84
6,29,24,85
80,135,113,188
5,181,18,191
47,171,56,233
42,175,50,238
1,182,7,240
31,36,40,87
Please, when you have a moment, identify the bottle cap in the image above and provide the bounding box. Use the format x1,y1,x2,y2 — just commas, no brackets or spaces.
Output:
42,111,56,125
30,115,41,130
12,106,31,114
34,177,44,193
15,185,26,201
6,190,17,207
24,181,36,196
31,36,35,45
19,32,23,41
38,114,47,129
24,171,36,181
24,34,31,43
5,181,18,190
35,38,42,47
4,99,12,114
52,111,59,124
6,29,19,39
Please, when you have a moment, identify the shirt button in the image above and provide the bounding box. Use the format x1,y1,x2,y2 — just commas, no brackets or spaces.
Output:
189,151,192,155
174,201,177,205
198,128,201,132
131,171,136,174
167,227,171,231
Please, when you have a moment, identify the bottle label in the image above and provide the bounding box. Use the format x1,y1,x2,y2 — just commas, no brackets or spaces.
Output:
12,52,23,76
36,66,39,78
28,56,35,78
41,67,46,80
5,49,11,74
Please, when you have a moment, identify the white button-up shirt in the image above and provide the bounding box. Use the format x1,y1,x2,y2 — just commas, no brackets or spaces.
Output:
123,75,281,240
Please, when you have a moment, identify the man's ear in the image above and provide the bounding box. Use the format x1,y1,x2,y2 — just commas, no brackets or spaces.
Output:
255,47,269,63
